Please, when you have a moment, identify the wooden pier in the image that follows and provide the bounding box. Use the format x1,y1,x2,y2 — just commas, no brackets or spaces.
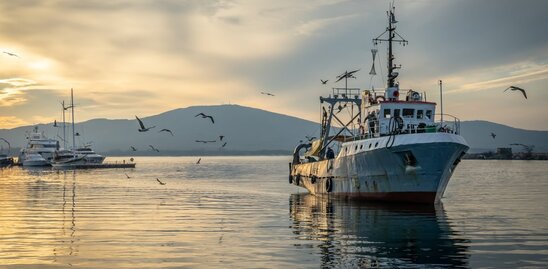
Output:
52,162,136,169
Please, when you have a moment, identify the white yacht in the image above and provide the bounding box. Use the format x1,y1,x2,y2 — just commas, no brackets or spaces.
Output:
20,152,49,166
75,147,105,164
18,126,59,166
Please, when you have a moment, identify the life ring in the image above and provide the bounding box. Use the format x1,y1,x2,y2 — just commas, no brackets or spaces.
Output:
375,96,385,103
325,177,333,193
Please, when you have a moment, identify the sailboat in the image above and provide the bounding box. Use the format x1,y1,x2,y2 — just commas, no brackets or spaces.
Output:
52,89,105,168
288,4,469,204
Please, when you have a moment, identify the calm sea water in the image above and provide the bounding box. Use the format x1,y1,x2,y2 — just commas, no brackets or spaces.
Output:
0,157,546,268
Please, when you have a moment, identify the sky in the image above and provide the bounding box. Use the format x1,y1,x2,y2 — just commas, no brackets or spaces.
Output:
0,0,547,130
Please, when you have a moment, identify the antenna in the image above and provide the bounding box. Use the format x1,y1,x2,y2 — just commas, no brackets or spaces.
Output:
372,2,408,88
439,80,444,125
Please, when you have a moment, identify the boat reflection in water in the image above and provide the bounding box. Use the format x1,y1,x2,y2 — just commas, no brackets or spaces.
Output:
289,194,470,268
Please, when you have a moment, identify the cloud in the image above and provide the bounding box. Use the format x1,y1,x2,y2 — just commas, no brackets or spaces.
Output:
0,0,547,130
445,62,548,94
0,116,28,129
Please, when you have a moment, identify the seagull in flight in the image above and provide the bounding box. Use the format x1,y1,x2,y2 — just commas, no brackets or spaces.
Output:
196,158,201,164
195,113,215,124
130,146,137,151
149,145,160,152
159,129,174,136
261,92,275,96
221,142,227,148
335,69,360,82
305,135,316,141
136,116,156,132
156,178,166,185
490,132,496,139
2,51,19,57
321,79,328,85
504,86,527,99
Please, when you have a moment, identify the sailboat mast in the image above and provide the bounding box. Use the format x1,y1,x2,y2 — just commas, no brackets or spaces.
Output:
71,88,75,151
62,101,66,149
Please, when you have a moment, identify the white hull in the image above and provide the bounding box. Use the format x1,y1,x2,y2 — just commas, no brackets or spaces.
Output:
290,133,468,203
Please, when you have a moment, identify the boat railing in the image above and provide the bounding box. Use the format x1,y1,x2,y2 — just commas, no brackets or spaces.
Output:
434,114,461,135
345,113,461,142
365,88,428,102
331,88,361,99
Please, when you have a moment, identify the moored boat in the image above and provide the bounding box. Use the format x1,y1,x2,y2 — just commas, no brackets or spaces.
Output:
18,126,59,166
289,5,468,204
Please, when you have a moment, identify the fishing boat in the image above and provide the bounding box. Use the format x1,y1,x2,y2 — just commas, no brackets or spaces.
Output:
289,5,469,204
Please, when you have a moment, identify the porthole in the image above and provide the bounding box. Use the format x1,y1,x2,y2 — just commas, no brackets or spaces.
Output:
368,144,372,149
360,145,363,149
375,142,379,147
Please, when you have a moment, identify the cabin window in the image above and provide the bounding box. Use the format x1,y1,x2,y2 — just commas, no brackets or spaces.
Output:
426,110,433,120
393,109,400,117
403,108,414,118
383,109,391,118
417,110,424,119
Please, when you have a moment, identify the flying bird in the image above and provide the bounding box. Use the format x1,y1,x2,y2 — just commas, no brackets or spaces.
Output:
2,51,19,57
125,173,131,179
260,92,275,96
159,129,174,136
130,146,137,151
221,142,227,148
490,132,496,139
156,178,166,185
305,135,316,141
149,145,160,152
219,135,224,141
321,79,328,85
335,69,360,82
504,86,527,99
196,158,201,164
136,116,156,132
195,113,215,124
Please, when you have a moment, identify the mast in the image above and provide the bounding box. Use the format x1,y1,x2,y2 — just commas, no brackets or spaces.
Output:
62,100,66,149
373,3,408,88
71,88,75,151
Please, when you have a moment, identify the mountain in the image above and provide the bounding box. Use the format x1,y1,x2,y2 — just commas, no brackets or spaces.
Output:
1,104,546,155
459,120,548,153
0,105,319,155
